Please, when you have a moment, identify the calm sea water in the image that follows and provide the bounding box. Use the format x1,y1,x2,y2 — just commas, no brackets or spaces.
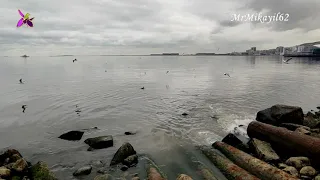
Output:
1,55,320,179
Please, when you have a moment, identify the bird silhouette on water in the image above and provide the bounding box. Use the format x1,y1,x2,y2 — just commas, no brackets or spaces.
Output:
283,57,293,64
141,87,145,90
22,105,27,113
73,59,77,63
224,73,230,77
166,71,169,74
19,79,23,84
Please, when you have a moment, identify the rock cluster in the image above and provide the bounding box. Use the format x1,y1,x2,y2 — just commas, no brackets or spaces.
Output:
0,149,57,180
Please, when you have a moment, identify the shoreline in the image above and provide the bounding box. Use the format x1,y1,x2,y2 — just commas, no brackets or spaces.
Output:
2,104,320,179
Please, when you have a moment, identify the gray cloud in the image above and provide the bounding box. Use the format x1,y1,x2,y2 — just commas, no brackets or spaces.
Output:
0,0,319,56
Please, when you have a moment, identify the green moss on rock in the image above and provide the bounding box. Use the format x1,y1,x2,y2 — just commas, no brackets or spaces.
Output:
30,161,57,180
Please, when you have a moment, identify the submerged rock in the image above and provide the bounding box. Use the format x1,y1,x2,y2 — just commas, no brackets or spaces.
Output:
181,113,188,116
120,165,128,171
58,130,84,141
285,157,311,170
300,166,317,177
110,142,136,166
283,166,299,177
84,136,113,149
249,138,280,162
176,174,193,180
124,131,136,135
73,165,92,176
0,166,11,178
221,133,250,153
30,161,57,180
256,104,303,125
123,155,138,167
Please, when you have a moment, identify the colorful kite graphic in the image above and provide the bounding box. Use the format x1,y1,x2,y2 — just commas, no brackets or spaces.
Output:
17,9,34,28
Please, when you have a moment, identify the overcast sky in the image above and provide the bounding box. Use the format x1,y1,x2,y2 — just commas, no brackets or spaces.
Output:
1,0,320,56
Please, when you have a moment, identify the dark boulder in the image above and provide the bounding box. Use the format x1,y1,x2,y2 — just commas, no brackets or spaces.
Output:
124,131,136,135
58,131,84,141
220,133,250,153
256,104,303,126
84,136,113,149
110,142,136,166
120,165,128,171
73,165,92,176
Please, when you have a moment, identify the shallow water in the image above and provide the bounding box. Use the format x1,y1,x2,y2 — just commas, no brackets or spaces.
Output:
1,55,320,179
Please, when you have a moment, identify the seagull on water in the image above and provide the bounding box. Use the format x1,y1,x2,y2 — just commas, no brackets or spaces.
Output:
224,73,230,77
283,57,293,64
141,87,145,90
22,105,27,113
73,59,77,63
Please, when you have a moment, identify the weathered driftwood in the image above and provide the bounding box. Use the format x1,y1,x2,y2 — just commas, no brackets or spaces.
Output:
247,121,320,164
212,142,298,180
199,146,260,180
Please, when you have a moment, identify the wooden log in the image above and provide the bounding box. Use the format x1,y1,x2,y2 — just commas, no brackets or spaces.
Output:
247,121,320,164
212,141,298,180
199,146,260,180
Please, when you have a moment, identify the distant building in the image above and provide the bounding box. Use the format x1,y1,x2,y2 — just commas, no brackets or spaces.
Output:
282,45,320,57
276,46,284,55
251,47,256,51
162,53,179,56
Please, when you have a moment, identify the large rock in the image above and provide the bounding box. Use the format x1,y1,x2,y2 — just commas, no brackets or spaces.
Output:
110,142,136,166
220,133,250,153
303,112,320,128
58,130,84,141
12,158,28,172
315,175,320,180
0,166,11,178
285,157,311,170
249,138,280,162
84,136,113,149
0,149,22,166
30,161,57,180
73,165,92,176
300,166,317,177
256,104,303,125
283,166,299,177
94,174,114,180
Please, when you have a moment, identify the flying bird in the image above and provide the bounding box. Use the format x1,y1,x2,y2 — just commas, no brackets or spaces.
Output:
283,57,293,64
73,59,77,62
22,105,27,113
224,73,230,77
